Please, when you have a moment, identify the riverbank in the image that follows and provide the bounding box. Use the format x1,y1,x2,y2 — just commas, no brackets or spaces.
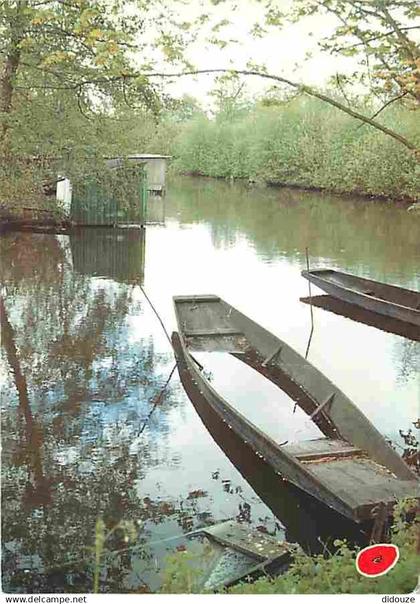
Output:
171,98,419,202
174,171,418,205
0,203,70,234
162,500,419,594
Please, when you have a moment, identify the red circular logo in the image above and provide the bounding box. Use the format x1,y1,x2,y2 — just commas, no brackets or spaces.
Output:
356,544,399,577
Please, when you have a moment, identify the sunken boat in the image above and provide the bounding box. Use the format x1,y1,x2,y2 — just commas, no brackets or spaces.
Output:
301,269,420,327
172,295,420,524
186,520,294,590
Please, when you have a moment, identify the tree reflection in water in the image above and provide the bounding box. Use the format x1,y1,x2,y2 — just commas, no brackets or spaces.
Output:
0,231,192,593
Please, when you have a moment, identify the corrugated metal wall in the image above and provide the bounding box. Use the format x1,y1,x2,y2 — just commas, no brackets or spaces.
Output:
70,169,147,226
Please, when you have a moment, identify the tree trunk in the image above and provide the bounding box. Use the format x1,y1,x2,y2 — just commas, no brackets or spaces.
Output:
0,48,21,113
0,1,26,146
0,45,21,144
0,295,50,506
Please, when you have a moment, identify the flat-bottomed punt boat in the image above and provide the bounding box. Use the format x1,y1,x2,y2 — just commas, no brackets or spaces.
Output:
172,295,420,523
301,269,420,327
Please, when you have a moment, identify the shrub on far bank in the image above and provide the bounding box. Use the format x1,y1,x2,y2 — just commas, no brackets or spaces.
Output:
172,98,419,201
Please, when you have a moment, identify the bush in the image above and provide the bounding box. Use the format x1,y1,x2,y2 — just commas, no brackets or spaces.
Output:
172,98,419,200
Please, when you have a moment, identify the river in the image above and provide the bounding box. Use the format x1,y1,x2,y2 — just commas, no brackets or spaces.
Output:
1,176,419,593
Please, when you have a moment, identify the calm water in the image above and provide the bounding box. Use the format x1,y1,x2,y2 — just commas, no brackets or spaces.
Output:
1,176,419,593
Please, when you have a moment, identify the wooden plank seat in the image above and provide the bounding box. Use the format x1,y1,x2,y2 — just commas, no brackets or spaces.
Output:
283,438,363,462
184,328,242,337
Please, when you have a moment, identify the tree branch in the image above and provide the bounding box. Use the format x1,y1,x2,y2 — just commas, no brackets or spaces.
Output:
380,6,419,61
334,73,352,106
356,92,408,129
335,26,420,52
76,91,92,121
377,55,419,102
132,68,417,151
53,66,416,150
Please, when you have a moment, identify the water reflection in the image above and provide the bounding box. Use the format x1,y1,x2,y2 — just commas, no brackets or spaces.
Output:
70,227,145,284
1,231,179,592
164,177,420,283
146,197,167,226
1,177,419,593
1,229,284,593
300,295,420,342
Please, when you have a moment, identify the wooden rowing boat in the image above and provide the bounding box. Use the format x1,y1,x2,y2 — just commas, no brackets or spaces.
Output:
175,337,371,553
301,269,420,327
172,295,420,524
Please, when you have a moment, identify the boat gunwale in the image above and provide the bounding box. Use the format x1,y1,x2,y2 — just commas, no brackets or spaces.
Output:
218,299,416,481
301,269,420,316
173,294,417,480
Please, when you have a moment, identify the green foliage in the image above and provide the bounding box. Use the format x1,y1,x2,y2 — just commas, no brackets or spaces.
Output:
172,97,420,200
0,157,44,207
161,550,207,594
90,516,139,593
0,0,197,118
71,161,146,215
281,1,420,103
160,500,419,595
0,0,202,212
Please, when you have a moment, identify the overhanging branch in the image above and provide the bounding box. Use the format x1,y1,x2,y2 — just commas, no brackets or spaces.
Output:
133,68,417,151
9,65,418,153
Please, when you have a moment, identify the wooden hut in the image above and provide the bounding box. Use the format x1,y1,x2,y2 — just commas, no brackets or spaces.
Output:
56,163,147,226
107,154,171,194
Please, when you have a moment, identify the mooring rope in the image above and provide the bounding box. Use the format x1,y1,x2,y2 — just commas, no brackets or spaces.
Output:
135,284,180,434
137,363,177,437
139,284,172,347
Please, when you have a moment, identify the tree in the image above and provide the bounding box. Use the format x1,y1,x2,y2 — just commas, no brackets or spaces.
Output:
163,94,204,123
78,0,419,152
285,0,419,104
0,0,206,207
1,0,418,194
0,0,128,143
137,67,418,151
209,72,251,119
132,0,419,152
0,0,206,150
